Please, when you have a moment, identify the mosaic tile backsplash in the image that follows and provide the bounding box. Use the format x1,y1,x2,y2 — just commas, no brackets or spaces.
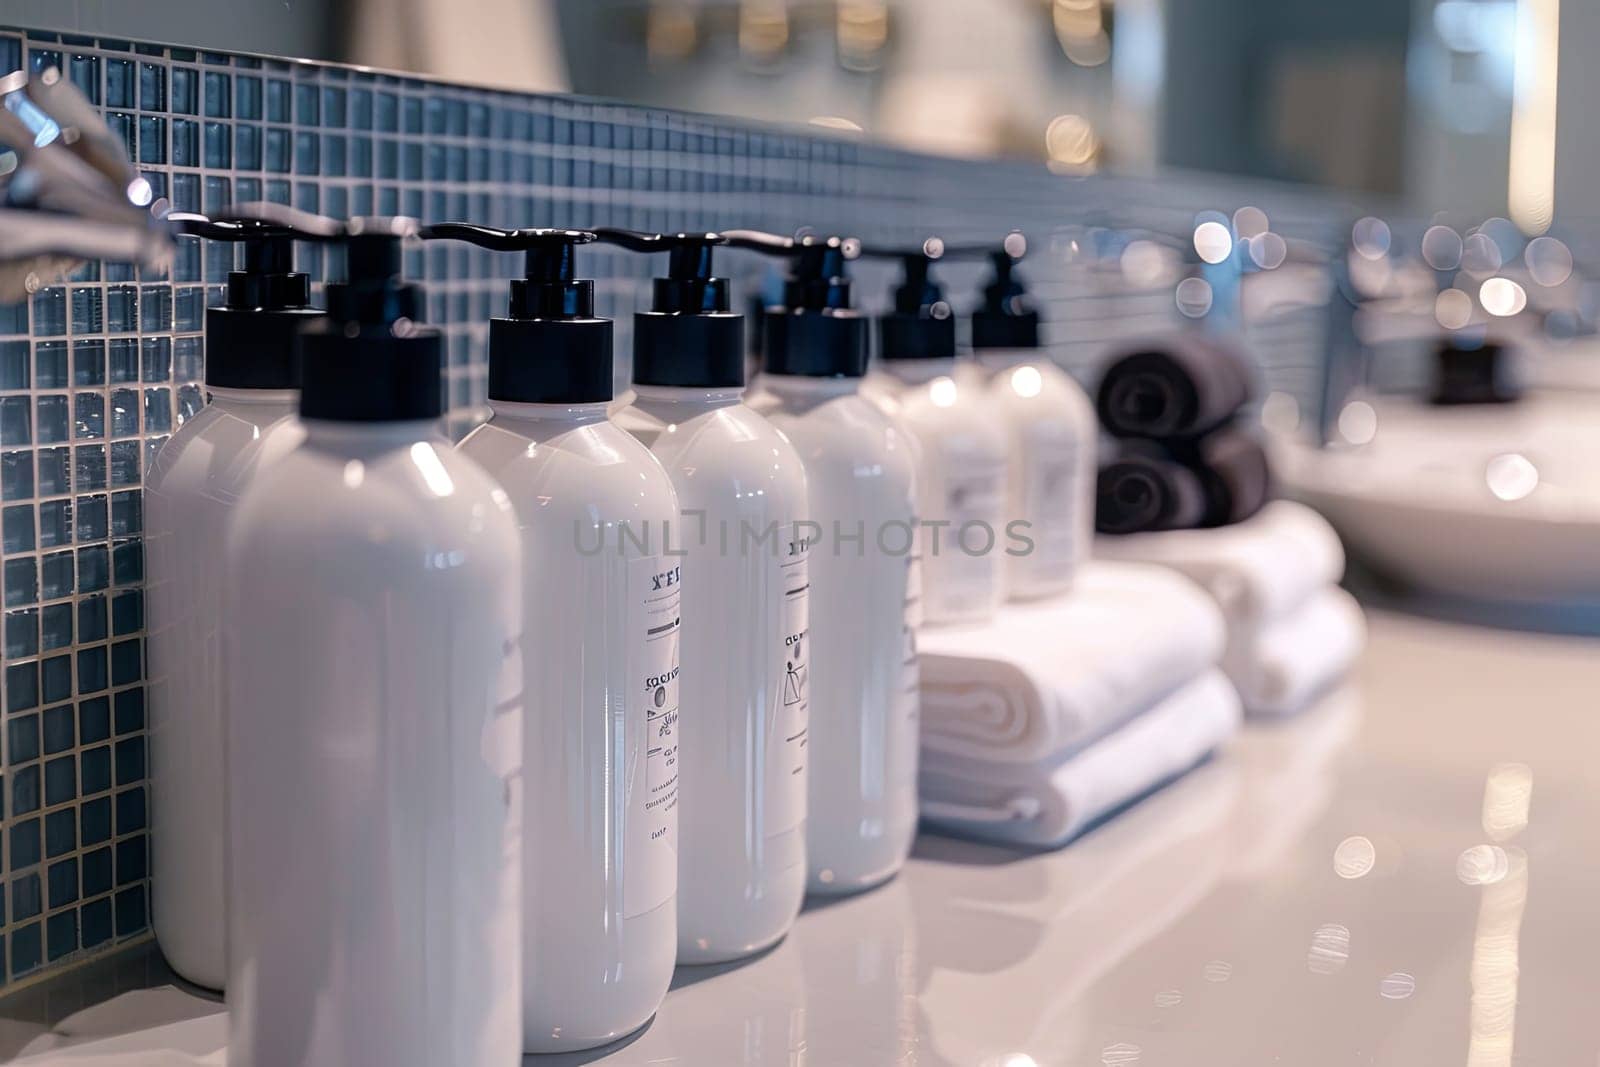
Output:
0,26,1353,987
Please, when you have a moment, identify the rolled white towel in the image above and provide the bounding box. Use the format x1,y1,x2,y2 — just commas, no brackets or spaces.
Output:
918,561,1226,764
918,669,1242,848
1230,586,1366,717
1094,499,1345,625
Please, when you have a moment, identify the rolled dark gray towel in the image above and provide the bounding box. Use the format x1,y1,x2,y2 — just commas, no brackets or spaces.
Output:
1186,425,1271,526
1096,334,1256,438
1095,453,1207,534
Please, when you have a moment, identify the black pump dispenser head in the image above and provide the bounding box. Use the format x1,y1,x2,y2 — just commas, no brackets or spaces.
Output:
168,213,321,390
218,207,443,422
595,228,744,388
420,224,609,404
866,237,956,361
971,231,1040,350
727,229,869,378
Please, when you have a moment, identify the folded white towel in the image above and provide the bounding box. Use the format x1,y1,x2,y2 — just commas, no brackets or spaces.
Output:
1094,499,1345,624
918,561,1226,764
1231,586,1366,718
918,669,1242,848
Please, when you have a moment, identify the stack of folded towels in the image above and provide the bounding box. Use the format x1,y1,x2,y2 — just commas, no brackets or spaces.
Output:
917,561,1242,848
1095,499,1365,717
1089,331,1364,717
1094,333,1271,534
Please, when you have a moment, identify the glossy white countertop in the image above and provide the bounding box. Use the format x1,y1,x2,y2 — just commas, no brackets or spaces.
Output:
5,605,1597,1066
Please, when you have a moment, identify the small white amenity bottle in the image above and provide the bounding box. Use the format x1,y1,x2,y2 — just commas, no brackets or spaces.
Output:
967,236,1096,600
145,217,320,991
224,215,522,1067
429,225,680,1052
747,235,920,895
605,228,811,964
862,242,1008,626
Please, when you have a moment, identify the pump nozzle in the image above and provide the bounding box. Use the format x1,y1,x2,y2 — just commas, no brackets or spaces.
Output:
862,237,956,361
971,230,1040,351
167,212,321,390
421,224,613,404
214,206,440,422
595,228,745,388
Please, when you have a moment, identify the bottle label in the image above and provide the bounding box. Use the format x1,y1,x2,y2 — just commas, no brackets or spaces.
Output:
767,532,810,836
929,453,1005,615
626,555,681,919
1022,430,1086,573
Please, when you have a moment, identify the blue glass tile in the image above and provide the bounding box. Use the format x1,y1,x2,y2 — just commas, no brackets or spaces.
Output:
44,755,75,806
295,82,319,125
37,448,68,495
74,445,107,493
29,47,61,75
171,118,197,166
75,493,108,542
36,342,67,389
44,807,74,858
236,125,262,169
74,340,106,386
110,639,140,686
115,786,145,833
9,818,40,870
110,390,140,441
1,340,27,389
205,122,231,168
112,540,143,585
7,715,39,764
40,654,70,705
0,398,30,446
46,857,76,908
36,396,68,444
172,66,197,114
31,289,65,337
106,58,135,108
323,134,347,176
294,130,319,174
114,885,145,937
109,442,140,487
74,393,105,440
4,608,37,658
114,688,143,735
116,835,146,886
11,921,41,975
173,237,202,283
141,289,172,334
106,287,138,333
38,499,69,548
266,77,290,122
2,503,32,553
40,603,71,650
46,909,76,961
0,299,26,334
173,337,203,381
42,705,73,755
204,70,231,117
80,809,112,857
80,746,111,796
0,37,18,74
108,339,138,383
38,554,71,601
77,593,106,638
110,589,140,636
139,62,165,109
172,172,200,213
77,646,108,695
136,115,165,165
11,765,40,817
80,803,112,851
143,389,171,434
351,87,373,128
4,660,38,710
81,897,112,949
265,127,291,173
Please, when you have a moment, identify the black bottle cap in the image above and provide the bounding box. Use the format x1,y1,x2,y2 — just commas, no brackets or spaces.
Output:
971,233,1040,350
755,233,868,378
168,214,323,390
279,214,441,422
596,228,744,388
867,238,956,361
421,224,610,404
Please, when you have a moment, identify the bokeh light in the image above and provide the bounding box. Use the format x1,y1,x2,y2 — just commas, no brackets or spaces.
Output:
1193,221,1233,265
1352,217,1391,260
1524,235,1573,287
1479,277,1527,317
1175,276,1214,317
1421,225,1464,270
